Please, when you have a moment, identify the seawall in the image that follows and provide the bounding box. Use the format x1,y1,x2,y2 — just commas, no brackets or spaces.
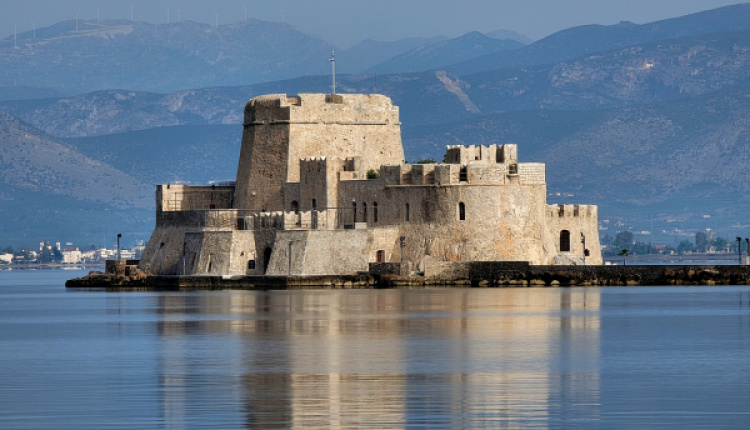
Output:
66,263,750,290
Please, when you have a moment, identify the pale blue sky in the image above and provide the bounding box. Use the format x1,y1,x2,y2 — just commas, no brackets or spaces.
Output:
1,0,746,48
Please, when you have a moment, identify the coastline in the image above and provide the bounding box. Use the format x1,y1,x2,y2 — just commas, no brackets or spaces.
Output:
1,263,105,271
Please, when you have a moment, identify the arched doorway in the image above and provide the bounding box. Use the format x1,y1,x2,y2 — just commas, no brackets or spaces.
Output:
560,230,571,252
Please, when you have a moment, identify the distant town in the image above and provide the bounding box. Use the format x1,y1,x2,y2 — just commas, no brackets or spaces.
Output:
600,230,743,257
0,241,144,268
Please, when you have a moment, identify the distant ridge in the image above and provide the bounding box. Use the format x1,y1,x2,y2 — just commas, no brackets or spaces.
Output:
448,3,750,74
340,36,448,74
485,29,534,45
0,19,336,93
0,112,149,207
0,113,152,244
7,28,750,137
366,31,523,74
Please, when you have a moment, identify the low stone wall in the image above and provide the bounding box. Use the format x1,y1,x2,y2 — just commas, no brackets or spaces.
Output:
105,260,141,276
67,264,750,290
523,265,750,287
369,263,401,277
376,264,750,287
437,261,530,281
66,272,375,290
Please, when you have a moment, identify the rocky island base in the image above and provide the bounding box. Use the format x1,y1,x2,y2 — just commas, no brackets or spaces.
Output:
66,261,750,290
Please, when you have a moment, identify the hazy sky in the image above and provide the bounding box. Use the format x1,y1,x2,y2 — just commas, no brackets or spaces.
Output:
1,0,746,48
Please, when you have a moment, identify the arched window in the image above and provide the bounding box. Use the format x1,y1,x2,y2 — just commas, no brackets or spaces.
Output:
560,230,571,252
405,203,410,222
312,199,317,210
458,202,466,221
362,203,367,223
352,202,357,224
290,200,299,214
376,250,385,263
373,202,378,223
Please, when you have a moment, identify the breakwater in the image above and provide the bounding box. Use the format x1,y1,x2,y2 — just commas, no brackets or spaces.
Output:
65,262,750,290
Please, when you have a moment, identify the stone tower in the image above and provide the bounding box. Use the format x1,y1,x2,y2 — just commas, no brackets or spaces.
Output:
234,93,404,211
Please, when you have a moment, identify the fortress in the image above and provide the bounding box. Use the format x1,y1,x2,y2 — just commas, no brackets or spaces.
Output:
138,93,602,277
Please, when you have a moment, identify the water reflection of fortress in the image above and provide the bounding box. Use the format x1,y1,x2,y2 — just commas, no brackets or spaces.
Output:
156,289,601,427
139,93,601,278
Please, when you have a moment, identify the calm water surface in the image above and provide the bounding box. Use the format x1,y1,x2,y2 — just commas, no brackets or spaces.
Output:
1,269,749,429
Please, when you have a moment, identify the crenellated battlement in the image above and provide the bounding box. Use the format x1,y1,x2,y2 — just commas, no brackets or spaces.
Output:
299,156,364,181
250,210,332,231
379,160,544,186
444,144,518,165
244,93,399,125
547,204,598,219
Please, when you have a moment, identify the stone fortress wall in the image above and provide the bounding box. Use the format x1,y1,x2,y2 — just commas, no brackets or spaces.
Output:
139,93,602,277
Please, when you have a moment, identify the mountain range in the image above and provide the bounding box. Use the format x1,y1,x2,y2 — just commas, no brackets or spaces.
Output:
0,19,527,97
3,3,750,246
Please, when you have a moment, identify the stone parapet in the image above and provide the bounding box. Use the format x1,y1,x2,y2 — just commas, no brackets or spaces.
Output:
157,184,235,212
547,204,598,219
157,209,239,229
444,144,518,165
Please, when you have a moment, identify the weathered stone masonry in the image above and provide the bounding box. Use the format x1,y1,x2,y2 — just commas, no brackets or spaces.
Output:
138,93,602,277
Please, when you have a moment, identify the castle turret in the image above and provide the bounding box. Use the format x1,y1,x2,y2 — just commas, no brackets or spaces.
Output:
234,93,404,211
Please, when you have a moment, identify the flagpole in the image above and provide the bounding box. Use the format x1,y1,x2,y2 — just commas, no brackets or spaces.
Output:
330,50,336,95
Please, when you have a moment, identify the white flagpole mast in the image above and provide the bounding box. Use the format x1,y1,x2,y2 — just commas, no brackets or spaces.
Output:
329,50,336,95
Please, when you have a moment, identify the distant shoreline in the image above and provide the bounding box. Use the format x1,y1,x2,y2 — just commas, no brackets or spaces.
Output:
603,253,739,265
0,263,105,270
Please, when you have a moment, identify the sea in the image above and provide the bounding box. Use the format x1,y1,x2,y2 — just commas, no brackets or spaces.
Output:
1,268,749,429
